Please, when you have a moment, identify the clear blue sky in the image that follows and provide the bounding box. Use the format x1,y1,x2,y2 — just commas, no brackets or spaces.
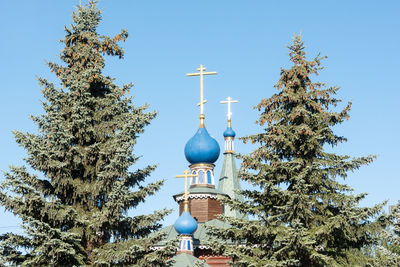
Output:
0,0,399,233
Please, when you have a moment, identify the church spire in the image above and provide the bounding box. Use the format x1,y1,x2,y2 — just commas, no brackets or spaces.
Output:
218,97,246,219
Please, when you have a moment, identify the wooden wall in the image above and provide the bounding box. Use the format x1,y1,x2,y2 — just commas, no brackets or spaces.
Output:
178,198,223,222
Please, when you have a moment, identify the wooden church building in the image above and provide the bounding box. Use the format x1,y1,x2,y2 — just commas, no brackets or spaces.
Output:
155,65,245,267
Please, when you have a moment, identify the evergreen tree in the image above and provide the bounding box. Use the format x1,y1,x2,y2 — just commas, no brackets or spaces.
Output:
208,35,389,266
0,2,174,266
373,202,400,266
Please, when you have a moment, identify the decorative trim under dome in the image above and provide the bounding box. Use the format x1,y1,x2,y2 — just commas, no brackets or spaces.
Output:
175,193,220,202
172,185,229,202
196,245,210,250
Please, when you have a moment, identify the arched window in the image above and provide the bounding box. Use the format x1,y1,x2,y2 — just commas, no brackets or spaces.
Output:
198,170,204,184
192,171,197,184
187,240,191,250
207,170,212,184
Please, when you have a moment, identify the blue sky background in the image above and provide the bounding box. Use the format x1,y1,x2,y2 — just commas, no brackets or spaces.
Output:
0,0,399,233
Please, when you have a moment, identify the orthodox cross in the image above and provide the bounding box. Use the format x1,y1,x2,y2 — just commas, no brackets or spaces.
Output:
176,169,198,211
220,96,238,126
186,65,217,126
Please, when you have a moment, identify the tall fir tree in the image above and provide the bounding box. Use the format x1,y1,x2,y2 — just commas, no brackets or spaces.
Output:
208,36,389,266
0,2,175,266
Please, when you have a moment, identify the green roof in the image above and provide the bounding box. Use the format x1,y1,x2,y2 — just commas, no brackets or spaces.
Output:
218,153,246,219
171,253,211,267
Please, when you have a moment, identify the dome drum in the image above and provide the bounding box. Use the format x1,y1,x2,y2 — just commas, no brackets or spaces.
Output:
177,235,194,255
189,163,215,187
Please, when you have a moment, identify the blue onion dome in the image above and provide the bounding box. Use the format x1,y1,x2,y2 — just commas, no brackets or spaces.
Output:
223,127,236,138
184,127,220,164
174,211,198,235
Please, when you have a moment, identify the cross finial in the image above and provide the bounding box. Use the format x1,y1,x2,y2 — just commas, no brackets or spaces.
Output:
176,169,198,211
220,96,238,127
186,64,217,128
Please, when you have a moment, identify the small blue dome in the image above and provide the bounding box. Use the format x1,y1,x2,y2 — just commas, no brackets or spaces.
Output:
223,127,236,138
174,211,198,235
184,127,220,164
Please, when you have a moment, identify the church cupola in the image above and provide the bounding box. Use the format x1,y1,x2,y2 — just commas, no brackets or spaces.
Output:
184,127,220,165
220,97,238,154
174,211,198,235
174,211,197,255
174,170,198,255
184,64,219,188
223,126,236,138
184,127,219,188
223,122,236,153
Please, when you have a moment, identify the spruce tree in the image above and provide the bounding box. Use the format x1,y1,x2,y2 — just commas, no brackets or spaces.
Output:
373,203,400,266
0,2,174,266
208,36,388,266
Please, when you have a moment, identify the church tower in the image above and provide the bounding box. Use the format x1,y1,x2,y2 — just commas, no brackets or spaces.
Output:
218,97,245,219
173,65,228,222
160,65,246,267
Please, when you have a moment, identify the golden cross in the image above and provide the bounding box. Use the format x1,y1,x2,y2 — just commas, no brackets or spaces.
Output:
220,96,238,123
176,169,198,202
186,64,217,120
